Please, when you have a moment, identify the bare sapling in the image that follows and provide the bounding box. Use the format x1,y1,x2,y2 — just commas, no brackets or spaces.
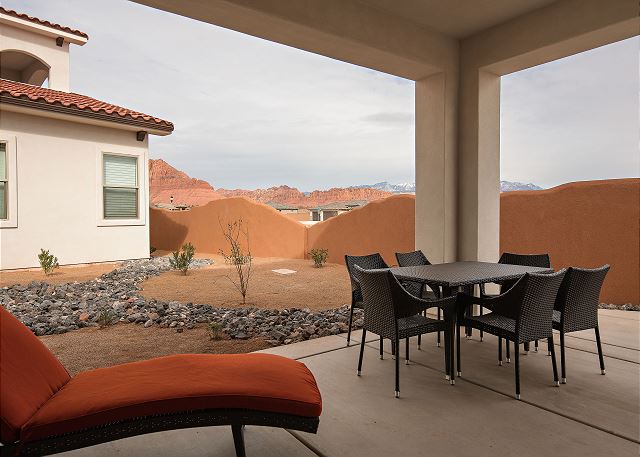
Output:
219,219,252,305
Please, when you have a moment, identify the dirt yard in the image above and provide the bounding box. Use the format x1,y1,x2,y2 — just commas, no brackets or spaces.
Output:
0,262,121,287
139,256,352,311
40,323,270,376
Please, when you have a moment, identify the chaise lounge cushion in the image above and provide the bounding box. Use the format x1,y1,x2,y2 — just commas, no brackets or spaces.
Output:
0,308,70,443
20,353,322,442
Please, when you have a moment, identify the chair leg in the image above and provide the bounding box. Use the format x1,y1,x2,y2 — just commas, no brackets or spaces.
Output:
498,336,503,366
444,327,451,380
379,336,384,360
437,308,441,347
479,306,484,341
450,320,456,384
347,303,355,346
560,331,566,383
456,321,462,376
232,424,246,457
357,329,367,375
549,335,559,387
514,342,520,400
506,339,511,362
418,333,422,349
595,326,606,375
395,337,400,398
405,338,410,365
534,340,539,352
524,342,530,353
391,340,396,359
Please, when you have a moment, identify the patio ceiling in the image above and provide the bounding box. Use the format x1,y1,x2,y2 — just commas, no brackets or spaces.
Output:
358,0,557,38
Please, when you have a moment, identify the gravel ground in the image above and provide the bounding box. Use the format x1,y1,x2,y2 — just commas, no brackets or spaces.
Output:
1,257,362,346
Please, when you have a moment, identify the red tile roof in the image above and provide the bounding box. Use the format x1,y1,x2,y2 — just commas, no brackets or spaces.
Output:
0,79,174,133
0,7,88,39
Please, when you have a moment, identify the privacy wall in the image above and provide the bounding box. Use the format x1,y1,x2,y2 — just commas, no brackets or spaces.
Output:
500,179,639,305
150,180,638,304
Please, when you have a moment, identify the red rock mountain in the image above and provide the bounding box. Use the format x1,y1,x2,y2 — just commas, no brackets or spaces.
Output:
149,159,221,206
149,159,393,208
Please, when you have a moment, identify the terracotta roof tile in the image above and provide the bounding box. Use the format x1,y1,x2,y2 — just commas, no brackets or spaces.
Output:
0,7,88,39
0,79,174,132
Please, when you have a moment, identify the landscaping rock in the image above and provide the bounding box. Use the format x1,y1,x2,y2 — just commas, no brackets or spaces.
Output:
0,257,363,345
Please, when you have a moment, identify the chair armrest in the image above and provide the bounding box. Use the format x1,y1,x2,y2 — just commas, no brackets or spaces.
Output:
395,282,456,319
457,276,527,320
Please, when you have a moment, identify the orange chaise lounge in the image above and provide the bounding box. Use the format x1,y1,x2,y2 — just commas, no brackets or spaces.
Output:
0,307,322,456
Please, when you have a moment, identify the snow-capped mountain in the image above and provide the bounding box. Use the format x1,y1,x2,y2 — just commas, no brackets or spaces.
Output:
351,182,416,193
352,180,542,193
500,181,543,192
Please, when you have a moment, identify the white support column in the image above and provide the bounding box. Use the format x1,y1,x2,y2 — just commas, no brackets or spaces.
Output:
415,71,457,263
457,68,501,262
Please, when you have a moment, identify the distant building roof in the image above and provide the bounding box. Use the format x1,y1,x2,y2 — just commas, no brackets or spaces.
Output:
0,79,174,133
266,201,298,211
311,200,368,211
0,6,88,39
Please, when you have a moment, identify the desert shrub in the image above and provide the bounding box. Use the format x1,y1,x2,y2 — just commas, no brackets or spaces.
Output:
169,242,195,275
309,248,328,268
150,246,157,255
219,219,252,305
38,249,59,275
207,321,224,340
97,307,116,328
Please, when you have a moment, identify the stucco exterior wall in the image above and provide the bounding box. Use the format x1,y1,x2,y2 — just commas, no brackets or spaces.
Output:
150,197,307,259
0,24,71,91
307,195,415,266
0,111,150,269
500,179,639,305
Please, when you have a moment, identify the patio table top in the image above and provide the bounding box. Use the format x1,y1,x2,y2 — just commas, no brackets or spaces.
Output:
390,261,554,288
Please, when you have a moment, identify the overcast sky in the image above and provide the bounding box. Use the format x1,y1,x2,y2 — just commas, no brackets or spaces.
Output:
4,0,639,190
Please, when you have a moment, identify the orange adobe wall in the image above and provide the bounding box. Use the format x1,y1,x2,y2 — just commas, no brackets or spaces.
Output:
307,194,415,266
500,179,639,305
150,197,307,259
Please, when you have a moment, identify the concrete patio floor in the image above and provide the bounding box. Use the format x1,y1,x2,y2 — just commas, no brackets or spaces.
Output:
59,310,638,456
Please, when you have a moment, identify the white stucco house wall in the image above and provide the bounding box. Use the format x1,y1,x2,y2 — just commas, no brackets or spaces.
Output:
0,7,173,270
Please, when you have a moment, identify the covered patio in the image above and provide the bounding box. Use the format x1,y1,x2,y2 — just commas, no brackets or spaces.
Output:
58,309,638,456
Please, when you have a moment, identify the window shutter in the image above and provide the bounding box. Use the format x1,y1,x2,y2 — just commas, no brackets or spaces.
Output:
0,144,6,219
103,154,138,219
104,155,137,187
104,188,138,218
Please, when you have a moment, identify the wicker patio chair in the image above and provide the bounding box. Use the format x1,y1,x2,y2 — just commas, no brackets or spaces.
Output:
354,266,457,397
479,252,551,354
457,270,566,399
344,253,389,347
395,250,443,348
553,265,610,383
0,308,321,457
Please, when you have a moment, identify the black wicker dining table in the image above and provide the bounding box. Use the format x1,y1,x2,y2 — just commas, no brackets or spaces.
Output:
390,261,554,381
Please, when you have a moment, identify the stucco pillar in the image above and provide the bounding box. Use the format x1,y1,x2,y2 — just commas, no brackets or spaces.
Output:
457,69,501,262
415,71,457,263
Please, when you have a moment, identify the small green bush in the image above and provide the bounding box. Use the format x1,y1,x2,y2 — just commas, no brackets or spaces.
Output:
97,308,116,328
38,249,59,275
169,242,195,275
207,322,225,340
309,248,328,268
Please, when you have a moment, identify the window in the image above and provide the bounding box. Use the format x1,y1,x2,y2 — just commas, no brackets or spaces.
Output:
0,142,7,220
103,154,138,219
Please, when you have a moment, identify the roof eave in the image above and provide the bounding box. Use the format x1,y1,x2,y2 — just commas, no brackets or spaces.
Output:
0,11,88,45
1,97,173,136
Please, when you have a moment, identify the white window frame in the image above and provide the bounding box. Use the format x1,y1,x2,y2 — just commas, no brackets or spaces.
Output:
97,149,146,227
0,134,18,229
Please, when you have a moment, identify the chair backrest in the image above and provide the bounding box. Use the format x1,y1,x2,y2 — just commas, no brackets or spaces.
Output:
395,250,430,267
0,307,70,444
498,252,551,292
516,270,566,342
354,266,396,338
344,253,389,299
554,265,610,332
